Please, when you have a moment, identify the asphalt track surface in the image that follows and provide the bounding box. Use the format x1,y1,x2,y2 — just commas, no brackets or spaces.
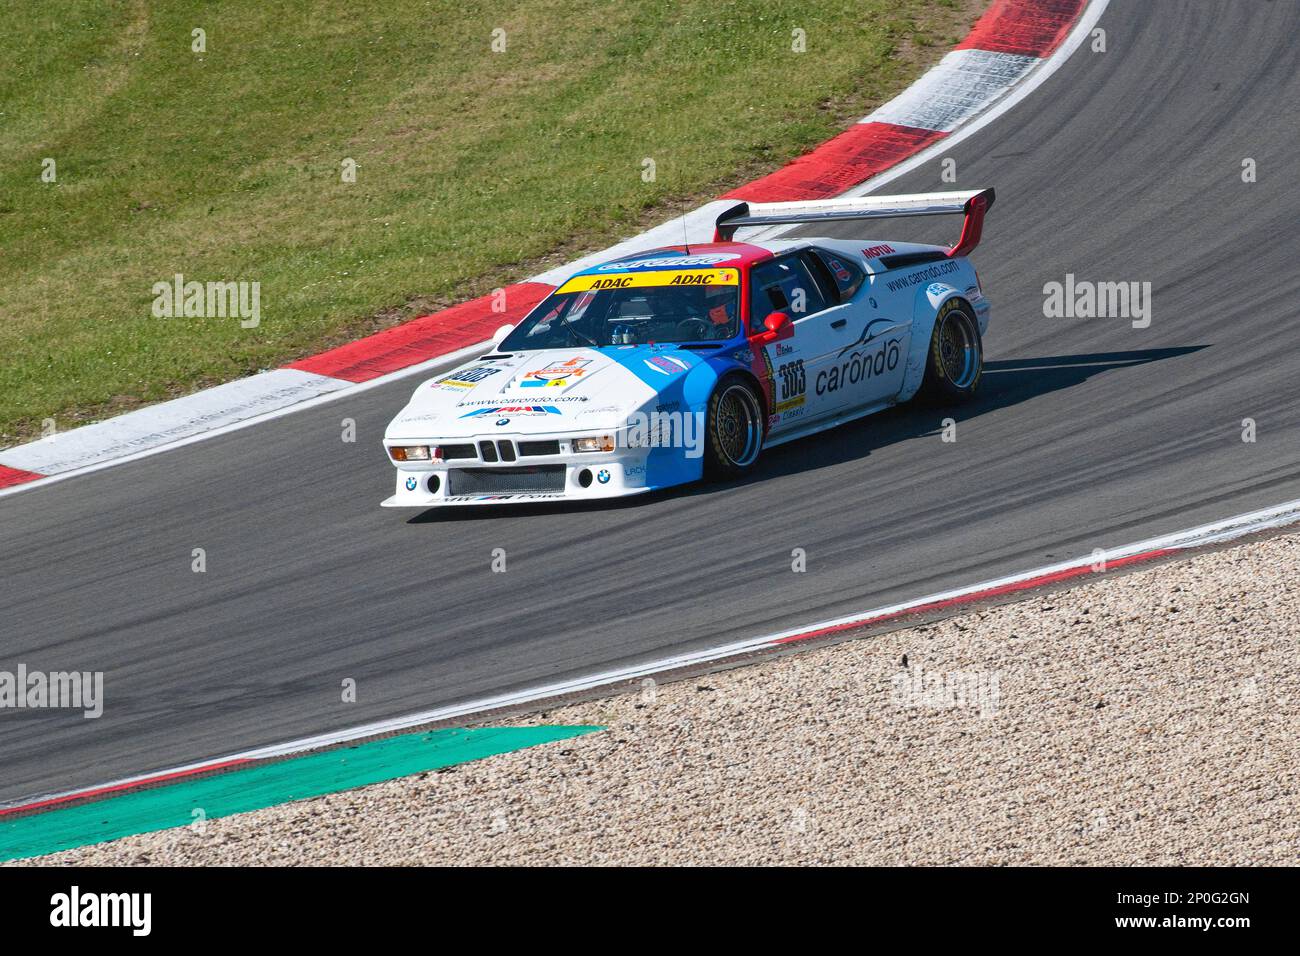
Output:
3,0,1299,804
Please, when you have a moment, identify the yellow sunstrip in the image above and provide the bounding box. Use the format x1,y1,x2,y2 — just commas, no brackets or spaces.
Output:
558,269,739,294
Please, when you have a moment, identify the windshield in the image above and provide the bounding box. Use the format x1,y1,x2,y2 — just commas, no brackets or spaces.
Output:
500,269,741,351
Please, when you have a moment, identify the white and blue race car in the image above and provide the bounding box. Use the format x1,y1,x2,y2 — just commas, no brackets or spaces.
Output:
383,189,994,506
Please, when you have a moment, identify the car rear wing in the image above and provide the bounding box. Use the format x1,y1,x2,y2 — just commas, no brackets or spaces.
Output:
713,188,995,258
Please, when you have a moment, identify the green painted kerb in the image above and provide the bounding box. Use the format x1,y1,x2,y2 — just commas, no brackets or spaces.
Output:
0,726,601,862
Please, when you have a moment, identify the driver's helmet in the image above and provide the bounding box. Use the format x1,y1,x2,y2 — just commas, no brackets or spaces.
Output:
704,283,736,329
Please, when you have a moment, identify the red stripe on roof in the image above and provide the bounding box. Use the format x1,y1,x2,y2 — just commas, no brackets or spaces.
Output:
775,549,1178,646
955,0,1087,58
641,242,776,267
0,465,44,489
286,282,554,383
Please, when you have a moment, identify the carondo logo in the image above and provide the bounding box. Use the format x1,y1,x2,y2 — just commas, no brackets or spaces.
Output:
817,330,902,396
596,253,740,271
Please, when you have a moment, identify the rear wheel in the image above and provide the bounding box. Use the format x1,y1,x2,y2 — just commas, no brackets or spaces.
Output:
704,376,765,479
918,299,983,403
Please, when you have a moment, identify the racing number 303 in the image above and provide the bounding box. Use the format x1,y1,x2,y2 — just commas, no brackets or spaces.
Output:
778,359,805,402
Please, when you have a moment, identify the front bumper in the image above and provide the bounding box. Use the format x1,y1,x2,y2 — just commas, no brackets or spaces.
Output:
381,439,658,508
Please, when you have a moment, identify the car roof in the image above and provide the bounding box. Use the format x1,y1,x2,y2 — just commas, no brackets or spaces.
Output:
575,242,775,275
573,236,952,279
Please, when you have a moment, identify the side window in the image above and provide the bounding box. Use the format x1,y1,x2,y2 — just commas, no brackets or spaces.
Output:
813,249,866,301
748,255,830,331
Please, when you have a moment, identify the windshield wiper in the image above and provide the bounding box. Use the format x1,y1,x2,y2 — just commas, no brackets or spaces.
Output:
558,311,600,349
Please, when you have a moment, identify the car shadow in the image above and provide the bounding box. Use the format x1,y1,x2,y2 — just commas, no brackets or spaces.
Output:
407,346,1206,522
735,345,1210,486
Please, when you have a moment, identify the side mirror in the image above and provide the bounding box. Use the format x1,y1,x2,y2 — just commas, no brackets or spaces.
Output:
752,311,793,346
491,323,514,345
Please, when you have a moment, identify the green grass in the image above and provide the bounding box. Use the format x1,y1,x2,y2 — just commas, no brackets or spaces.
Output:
0,0,970,443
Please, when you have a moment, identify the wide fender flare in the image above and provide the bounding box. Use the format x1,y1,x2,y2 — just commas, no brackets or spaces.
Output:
634,360,722,486
683,356,726,411
898,283,967,403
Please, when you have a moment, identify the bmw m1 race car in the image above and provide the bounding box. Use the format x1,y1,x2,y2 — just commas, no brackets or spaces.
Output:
382,188,994,506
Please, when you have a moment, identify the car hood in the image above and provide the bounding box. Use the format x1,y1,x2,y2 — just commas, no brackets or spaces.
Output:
386,346,697,439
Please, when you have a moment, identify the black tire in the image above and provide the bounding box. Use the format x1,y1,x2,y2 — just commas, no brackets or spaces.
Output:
703,375,765,479
918,299,983,404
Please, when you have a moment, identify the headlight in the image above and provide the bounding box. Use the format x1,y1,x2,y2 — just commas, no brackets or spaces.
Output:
389,445,432,462
571,435,615,453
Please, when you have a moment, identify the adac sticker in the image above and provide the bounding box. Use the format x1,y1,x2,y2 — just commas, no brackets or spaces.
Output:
558,269,738,293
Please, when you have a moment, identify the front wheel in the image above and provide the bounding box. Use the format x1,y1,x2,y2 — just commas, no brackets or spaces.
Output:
704,376,765,479
918,299,983,404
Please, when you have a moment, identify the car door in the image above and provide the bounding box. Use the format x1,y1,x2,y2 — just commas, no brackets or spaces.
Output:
809,247,911,410
748,251,855,433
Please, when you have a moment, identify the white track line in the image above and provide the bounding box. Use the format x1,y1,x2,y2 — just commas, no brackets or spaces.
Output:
9,491,1298,812
238,494,1300,756
847,0,1111,197
863,49,1043,132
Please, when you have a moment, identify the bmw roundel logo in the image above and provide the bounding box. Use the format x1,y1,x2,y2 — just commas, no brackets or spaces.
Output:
496,418,510,426
596,469,611,484
405,477,418,491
